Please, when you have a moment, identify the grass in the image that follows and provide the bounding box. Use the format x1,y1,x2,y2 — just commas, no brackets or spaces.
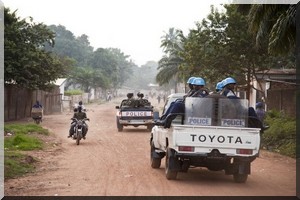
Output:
5,123,49,136
4,151,36,179
4,123,50,179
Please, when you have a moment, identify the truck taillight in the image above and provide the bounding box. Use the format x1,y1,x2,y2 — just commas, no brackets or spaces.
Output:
178,146,194,152
236,149,253,155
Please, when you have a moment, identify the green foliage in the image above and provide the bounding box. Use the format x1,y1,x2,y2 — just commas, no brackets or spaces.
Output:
5,134,43,151
4,123,51,179
4,123,49,135
245,4,296,56
4,8,71,90
4,151,36,179
156,28,185,88
64,89,83,96
262,110,296,158
45,25,134,91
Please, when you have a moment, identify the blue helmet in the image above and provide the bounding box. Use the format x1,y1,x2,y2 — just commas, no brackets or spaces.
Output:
222,77,236,86
215,81,224,91
187,76,196,84
192,77,206,86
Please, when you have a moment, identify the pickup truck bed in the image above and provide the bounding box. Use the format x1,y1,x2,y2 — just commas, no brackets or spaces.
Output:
150,95,262,183
115,99,156,132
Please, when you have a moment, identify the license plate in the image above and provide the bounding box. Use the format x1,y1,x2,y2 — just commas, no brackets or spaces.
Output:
122,111,152,117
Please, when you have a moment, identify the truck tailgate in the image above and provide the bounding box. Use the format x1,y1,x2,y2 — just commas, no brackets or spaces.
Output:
171,125,260,156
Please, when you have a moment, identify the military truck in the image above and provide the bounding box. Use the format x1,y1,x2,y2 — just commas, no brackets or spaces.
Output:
150,94,262,183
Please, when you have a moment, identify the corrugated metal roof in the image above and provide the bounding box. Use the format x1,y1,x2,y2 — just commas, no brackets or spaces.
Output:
54,78,67,86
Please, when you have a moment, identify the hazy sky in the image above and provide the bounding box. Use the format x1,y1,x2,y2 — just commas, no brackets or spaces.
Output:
3,0,295,66
3,0,229,66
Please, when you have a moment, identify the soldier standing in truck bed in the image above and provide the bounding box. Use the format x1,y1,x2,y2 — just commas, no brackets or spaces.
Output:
137,92,151,107
122,93,136,107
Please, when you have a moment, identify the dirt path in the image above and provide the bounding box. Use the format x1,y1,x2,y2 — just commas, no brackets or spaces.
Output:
4,98,296,196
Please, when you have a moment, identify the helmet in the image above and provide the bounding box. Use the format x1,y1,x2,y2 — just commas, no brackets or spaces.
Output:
187,76,196,84
216,81,224,91
222,77,236,86
79,101,83,105
256,102,263,108
191,77,206,86
127,93,133,98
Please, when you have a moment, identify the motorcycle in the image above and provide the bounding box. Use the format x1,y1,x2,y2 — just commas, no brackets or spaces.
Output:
71,118,89,145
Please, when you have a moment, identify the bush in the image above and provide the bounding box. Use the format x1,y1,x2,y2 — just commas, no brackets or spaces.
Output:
262,110,296,158
64,89,83,96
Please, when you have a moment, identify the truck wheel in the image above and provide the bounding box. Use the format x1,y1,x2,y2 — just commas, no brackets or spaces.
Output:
116,117,123,132
233,174,248,183
150,141,161,168
165,148,178,180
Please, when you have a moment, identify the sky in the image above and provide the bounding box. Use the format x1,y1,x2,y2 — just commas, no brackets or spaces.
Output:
3,0,229,66
3,0,296,66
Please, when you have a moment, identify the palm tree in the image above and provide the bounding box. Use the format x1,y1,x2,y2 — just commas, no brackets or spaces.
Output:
238,4,296,55
156,28,185,92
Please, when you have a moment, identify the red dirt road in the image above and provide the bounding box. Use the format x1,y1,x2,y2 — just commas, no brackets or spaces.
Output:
4,98,296,196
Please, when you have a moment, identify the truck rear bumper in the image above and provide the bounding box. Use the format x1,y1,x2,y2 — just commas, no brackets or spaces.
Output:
119,119,154,125
174,150,258,164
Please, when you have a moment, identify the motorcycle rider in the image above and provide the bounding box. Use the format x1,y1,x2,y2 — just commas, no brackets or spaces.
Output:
33,100,43,108
68,106,89,139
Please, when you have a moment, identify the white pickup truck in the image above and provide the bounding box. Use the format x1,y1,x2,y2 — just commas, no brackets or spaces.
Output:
150,94,262,183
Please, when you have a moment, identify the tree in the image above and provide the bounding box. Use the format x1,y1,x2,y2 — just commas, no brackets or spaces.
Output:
237,4,296,55
156,28,185,92
45,25,94,66
4,8,70,90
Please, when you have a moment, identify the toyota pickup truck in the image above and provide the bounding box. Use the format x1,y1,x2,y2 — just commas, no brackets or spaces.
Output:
150,94,262,183
115,98,156,132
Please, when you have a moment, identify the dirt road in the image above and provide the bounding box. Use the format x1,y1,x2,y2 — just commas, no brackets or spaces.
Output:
4,98,296,196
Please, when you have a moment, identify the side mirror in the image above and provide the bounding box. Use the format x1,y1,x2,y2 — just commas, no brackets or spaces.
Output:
115,106,120,109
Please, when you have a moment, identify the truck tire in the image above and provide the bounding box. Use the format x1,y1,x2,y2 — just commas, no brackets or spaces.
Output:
165,148,178,180
116,117,123,132
233,174,248,183
150,141,161,168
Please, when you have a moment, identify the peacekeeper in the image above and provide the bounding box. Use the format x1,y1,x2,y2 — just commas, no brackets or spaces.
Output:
155,77,208,127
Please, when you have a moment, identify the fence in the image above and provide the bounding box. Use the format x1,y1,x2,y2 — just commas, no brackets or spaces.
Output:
267,88,297,118
4,85,62,121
